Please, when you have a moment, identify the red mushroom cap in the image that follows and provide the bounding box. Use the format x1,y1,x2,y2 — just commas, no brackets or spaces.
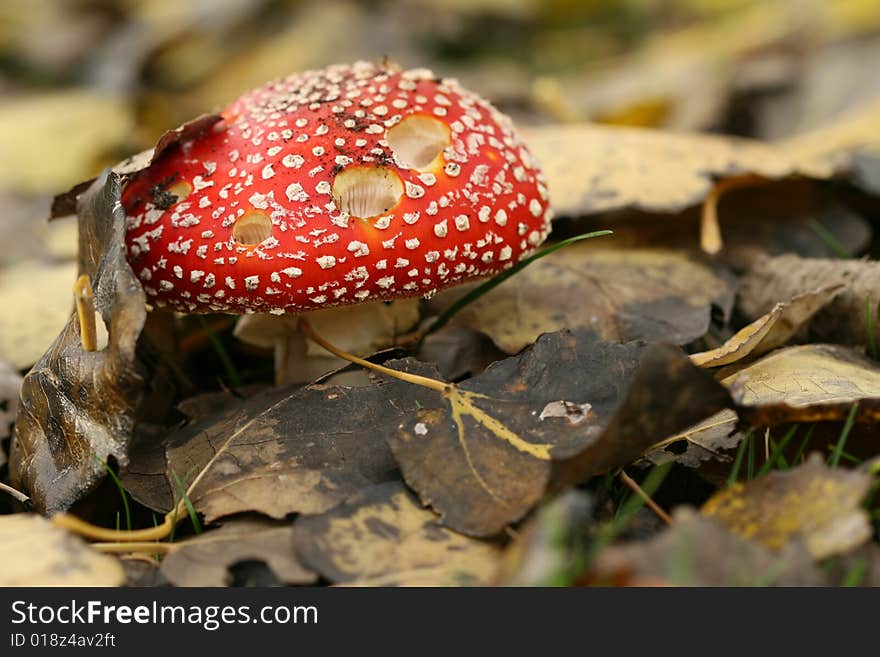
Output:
122,61,552,314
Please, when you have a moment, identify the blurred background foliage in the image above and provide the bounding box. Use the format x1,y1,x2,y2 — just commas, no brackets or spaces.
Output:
2,0,880,198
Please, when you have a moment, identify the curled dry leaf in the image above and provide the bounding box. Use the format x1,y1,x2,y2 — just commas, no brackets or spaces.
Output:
0,514,125,586
690,285,843,368
589,508,824,586
523,123,825,220
701,455,873,560
728,344,880,425
9,172,147,514
382,329,732,537
641,409,740,468
428,244,736,354
292,482,501,587
122,383,400,522
739,255,880,348
160,516,316,587
647,341,880,467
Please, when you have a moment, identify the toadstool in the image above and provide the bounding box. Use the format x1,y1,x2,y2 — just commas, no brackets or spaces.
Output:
121,60,552,378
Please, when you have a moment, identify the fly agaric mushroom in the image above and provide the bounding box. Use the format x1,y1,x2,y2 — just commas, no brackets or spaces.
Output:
122,61,552,318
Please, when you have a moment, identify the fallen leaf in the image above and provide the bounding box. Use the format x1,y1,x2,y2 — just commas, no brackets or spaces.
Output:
690,285,843,368
292,481,501,586
160,516,316,587
0,514,125,586
739,255,880,348
382,329,732,536
728,344,880,425
428,244,736,354
524,123,819,220
123,383,400,522
9,172,148,514
641,409,740,467
701,455,873,559
589,508,824,586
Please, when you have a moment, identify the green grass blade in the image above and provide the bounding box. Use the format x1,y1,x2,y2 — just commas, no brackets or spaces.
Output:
808,220,851,259
841,558,867,587
96,457,131,531
829,402,859,468
198,316,242,389
425,230,613,336
727,430,752,486
747,431,756,479
171,470,202,535
757,425,799,477
790,425,815,466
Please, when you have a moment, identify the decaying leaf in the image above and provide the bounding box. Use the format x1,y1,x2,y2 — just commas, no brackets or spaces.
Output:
589,508,824,586
0,514,125,586
701,455,873,559
739,255,880,348
160,516,316,587
123,383,400,522
428,244,736,354
524,123,825,220
9,171,147,514
641,409,740,467
690,285,843,368
292,482,501,586
728,344,880,425
382,329,732,536
561,179,871,270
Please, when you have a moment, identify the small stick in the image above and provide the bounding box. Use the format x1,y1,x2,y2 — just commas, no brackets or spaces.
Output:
619,469,672,526
73,275,98,352
0,481,30,505
52,509,178,543
299,317,448,393
701,174,766,255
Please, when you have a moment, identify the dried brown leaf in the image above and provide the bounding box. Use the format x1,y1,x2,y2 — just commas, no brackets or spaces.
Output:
0,514,125,586
590,508,824,586
160,516,316,587
123,384,400,522
429,244,736,354
701,455,873,559
524,123,818,219
728,344,880,425
383,330,732,536
292,482,501,586
739,255,880,348
690,285,843,368
10,172,147,514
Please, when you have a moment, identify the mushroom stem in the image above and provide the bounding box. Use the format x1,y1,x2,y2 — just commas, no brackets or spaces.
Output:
73,275,98,352
51,511,177,542
701,174,766,255
91,542,175,555
298,317,448,392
